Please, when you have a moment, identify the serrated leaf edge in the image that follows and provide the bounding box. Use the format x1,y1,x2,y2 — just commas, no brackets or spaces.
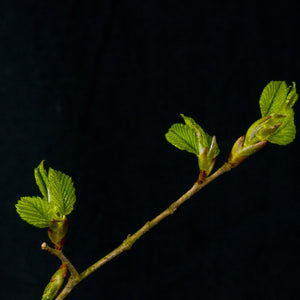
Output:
15,196,53,228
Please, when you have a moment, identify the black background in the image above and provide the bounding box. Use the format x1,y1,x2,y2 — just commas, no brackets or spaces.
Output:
1,1,299,299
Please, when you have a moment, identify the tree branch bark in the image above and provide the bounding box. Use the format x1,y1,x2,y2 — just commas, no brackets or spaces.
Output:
54,162,232,299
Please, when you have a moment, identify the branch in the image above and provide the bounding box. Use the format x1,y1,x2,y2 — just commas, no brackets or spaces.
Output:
54,162,232,299
41,242,80,280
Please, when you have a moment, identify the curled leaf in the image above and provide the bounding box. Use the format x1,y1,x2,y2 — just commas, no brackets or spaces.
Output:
16,162,76,230
165,114,219,175
34,160,49,200
259,81,298,145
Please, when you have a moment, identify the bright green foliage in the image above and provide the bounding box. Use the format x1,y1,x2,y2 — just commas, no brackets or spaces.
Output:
34,160,49,200
165,122,199,155
165,114,220,175
259,81,297,116
258,81,298,145
15,196,52,228
16,161,76,229
229,81,297,167
48,168,76,217
244,114,285,147
180,114,214,153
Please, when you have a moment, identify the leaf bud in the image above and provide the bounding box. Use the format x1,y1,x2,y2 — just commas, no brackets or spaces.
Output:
197,135,219,176
41,263,68,300
228,136,267,168
244,114,286,147
48,216,68,250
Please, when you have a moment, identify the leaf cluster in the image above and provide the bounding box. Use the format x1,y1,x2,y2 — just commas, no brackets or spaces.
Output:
258,81,298,145
166,81,297,171
16,161,76,228
165,114,220,175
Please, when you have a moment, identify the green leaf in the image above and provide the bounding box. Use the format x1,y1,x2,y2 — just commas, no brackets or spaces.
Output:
165,114,214,155
34,160,49,200
165,123,200,155
258,81,298,145
180,114,212,150
48,168,76,216
165,114,218,155
267,111,296,145
259,81,289,116
285,82,298,109
15,196,53,228
165,114,220,175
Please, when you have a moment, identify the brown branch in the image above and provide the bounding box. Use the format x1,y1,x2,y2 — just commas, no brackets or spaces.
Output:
41,242,80,279
53,162,232,299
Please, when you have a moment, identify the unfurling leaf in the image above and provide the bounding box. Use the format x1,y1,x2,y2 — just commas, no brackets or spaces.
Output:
16,162,76,232
228,136,267,168
165,114,219,175
48,217,68,250
48,168,76,217
259,81,290,116
266,113,296,145
228,81,297,167
244,114,286,147
165,123,199,155
15,196,53,228
34,160,49,200
259,81,298,145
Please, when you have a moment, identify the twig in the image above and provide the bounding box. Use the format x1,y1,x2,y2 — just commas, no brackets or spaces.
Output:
52,162,232,299
41,242,80,279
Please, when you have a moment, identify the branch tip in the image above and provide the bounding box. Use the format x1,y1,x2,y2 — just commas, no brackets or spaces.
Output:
41,242,47,250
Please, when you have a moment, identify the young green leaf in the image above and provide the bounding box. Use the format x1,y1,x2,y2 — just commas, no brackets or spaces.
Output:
48,168,76,216
285,82,298,109
15,196,53,228
165,114,215,156
259,81,290,116
229,81,297,167
165,114,220,175
34,160,49,200
180,114,212,151
267,112,296,145
258,81,298,145
165,123,200,155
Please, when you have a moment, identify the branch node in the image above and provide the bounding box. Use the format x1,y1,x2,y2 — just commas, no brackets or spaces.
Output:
41,242,80,280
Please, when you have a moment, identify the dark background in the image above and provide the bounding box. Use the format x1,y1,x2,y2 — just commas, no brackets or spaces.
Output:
1,1,299,299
